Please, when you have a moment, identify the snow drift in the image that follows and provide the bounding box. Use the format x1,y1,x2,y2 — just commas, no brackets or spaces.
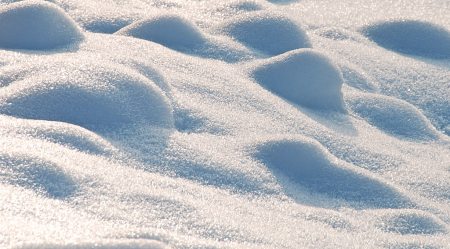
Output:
360,20,450,59
0,57,173,131
249,49,347,112
210,11,311,56
0,1,83,50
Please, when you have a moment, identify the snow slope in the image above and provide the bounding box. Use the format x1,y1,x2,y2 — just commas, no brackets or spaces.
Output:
1,0,450,248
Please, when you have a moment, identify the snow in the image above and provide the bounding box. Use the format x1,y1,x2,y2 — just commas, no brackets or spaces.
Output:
248,49,346,112
346,92,441,140
210,10,311,56
0,1,83,50
1,0,450,248
0,56,174,131
115,14,207,51
115,13,255,62
251,135,413,209
360,20,450,59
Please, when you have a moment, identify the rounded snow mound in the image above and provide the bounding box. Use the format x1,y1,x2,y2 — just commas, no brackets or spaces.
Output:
115,14,207,50
115,13,255,62
0,60,174,132
346,93,440,140
360,20,450,59
249,49,347,112
0,0,84,50
251,136,412,208
0,116,116,155
0,150,77,199
210,11,311,56
374,210,448,235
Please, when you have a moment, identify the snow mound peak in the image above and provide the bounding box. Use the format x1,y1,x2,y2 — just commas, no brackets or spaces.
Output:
0,0,84,50
210,11,311,56
360,20,450,59
115,14,207,50
250,49,347,112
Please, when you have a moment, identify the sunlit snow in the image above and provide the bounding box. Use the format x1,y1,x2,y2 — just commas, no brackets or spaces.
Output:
1,0,450,248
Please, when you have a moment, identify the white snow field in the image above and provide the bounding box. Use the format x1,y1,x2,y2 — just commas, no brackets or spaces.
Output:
1,0,450,248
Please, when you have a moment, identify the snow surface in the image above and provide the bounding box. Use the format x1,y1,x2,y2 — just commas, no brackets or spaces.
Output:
0,1,83,50
1,0,450,248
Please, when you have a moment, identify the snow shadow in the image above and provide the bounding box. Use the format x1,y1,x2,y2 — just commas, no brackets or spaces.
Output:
367,209,449,236
299,108,358,137
17,239,168,249
251,136,414,209
115,13,255,63
0,1,84,51
0,152,78,199
248,49,347,113
360,20,450,59
0,59,174,134
210,11,311,56
346,92,441,141
0,116,117,156
266,0,302,5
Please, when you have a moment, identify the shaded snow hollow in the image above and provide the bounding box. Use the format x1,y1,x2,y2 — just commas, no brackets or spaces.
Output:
1,0,450,249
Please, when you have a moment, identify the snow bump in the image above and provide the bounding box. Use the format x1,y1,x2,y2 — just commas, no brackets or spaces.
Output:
0,151,77,199
346,93,440,140
252,136,413,208
360,20,450,59
250,49,347,112
0,60,174,132
115,14,207,50
0,116,117,155
210,11,311,56
374,210,448,235
0,0,84,50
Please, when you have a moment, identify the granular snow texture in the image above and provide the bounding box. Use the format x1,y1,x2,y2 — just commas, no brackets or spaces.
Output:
1,0,450,248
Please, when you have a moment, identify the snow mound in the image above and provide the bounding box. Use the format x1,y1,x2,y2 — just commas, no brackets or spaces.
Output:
115,14,207,50
360,20,450,59
0,60,174,132
249,49,347,112
214,0,266,17
266,0,300,5
374,210,448,235
0,1,84,50
23,239,169,249
210,11,311,56
115,13,255,62
0,150,77,199
346,93,440,140
0,116,116,155
251,136,413,209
